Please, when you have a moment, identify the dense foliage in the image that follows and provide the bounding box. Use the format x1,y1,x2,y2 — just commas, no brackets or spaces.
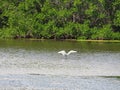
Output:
0,0,120,40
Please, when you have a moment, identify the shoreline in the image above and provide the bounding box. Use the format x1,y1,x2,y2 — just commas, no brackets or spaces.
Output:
0,38,120,42
77,40,120,42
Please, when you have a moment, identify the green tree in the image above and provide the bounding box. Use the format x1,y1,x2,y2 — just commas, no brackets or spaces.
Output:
0,0,120,40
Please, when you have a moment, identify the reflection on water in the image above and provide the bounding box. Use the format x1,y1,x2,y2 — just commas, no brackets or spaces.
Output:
0,51,120,76
0,40,120,89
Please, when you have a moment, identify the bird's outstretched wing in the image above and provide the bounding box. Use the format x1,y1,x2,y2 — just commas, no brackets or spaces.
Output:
58,50,67,56
67,50,77,55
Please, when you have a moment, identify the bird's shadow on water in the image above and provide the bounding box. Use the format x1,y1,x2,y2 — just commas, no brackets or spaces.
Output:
58,55,79,62
57,52,80,59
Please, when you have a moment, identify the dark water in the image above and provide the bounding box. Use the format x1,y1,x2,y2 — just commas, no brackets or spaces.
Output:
0,40,120,90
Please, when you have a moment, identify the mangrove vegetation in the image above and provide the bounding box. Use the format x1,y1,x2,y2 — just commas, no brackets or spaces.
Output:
0,0,120,40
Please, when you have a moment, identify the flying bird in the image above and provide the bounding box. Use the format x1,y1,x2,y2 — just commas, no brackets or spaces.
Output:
58,50,77,58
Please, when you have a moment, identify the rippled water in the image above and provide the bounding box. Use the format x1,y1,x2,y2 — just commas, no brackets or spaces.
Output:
0,40,120,89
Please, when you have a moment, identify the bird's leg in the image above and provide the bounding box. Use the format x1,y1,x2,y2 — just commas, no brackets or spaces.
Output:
65,55,67,59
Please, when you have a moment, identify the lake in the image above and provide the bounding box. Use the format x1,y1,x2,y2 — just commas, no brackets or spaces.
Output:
0,40,120,90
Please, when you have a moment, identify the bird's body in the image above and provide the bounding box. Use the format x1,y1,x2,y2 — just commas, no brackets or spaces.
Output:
58,50,77,57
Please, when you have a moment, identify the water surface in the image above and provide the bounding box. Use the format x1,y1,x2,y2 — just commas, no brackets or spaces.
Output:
0,40,120,89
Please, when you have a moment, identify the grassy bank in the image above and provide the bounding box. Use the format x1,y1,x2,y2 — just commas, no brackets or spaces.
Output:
77,40,120,42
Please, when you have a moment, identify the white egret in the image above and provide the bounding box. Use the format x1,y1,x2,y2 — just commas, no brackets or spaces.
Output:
58,50,77,58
